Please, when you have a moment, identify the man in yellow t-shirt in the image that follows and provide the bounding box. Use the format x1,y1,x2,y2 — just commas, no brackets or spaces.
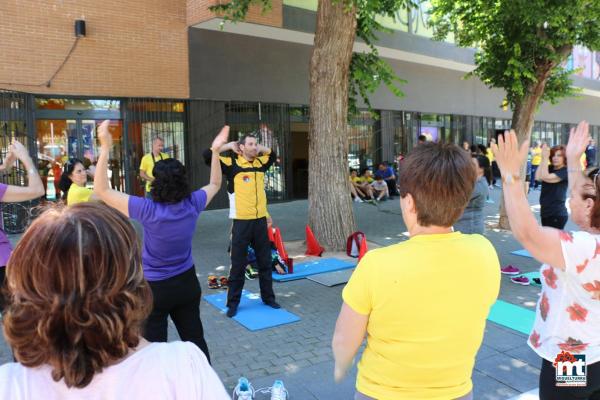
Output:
530,142,542,190
139,137,170,198
333,143,500,400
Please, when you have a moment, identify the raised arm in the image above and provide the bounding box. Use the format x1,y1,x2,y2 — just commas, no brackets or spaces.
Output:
201,126,229,205
94,120,130,217
1,140,45,202
492,130,568,270
535,144,562,183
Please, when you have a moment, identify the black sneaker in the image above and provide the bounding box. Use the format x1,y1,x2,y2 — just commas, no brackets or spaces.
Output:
226,305,238,318
264,300,281,309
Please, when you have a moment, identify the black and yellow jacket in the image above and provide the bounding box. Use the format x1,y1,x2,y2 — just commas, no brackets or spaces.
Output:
203,149,276,220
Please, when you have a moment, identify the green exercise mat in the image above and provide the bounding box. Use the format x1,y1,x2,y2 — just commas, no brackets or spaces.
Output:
487,300,536,335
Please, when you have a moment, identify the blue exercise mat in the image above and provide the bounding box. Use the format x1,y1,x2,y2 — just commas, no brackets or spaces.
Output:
487,300,536,335
511,249,533,258
204,290,300,331
273,257,356,282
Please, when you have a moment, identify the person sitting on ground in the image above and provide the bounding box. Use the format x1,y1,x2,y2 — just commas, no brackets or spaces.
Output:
0,203,229,399
333,142,500,400
58,158,98,205
492,121,600,400
454,155,490,235
349,169,366,202
355,169,375,200
370,175,389,201
374,162,399,197
93,120,228,362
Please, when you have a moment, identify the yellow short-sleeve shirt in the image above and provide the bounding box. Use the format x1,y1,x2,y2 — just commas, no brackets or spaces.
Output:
531,147,542,166
343,232,500,399
67,184,93,205
139,152,170,192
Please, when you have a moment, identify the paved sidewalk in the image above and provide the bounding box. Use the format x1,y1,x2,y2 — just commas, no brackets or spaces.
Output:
0,186,565,399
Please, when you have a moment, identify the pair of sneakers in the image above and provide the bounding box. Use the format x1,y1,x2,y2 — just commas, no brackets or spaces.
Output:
208,275,228,289
233,377,288,400
501,265,530,285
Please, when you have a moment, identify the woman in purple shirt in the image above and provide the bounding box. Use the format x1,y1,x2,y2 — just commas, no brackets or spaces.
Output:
0,140,45,314
94,120,227,362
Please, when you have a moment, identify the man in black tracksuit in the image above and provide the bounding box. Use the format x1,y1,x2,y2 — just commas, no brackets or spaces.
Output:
204,134,279,317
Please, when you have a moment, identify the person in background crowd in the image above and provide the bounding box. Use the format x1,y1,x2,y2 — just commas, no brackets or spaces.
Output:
492,121,600,400
375,162,399,197
536,144,569,230
454,155,490,234
58,159,96,205
139,137,170,199
370,175,389,202
530,141,543,190
586,138,596,167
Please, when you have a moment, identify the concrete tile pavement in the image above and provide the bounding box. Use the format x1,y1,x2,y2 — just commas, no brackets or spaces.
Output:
0,185,559,398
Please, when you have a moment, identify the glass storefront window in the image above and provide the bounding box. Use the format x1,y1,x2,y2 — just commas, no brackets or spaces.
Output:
36,98,121,111
348,111,378,171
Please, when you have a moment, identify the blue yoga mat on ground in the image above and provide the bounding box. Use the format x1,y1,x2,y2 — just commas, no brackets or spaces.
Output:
487,300,536,335
273,257,356,282
511,249,533,258
203,290,300,331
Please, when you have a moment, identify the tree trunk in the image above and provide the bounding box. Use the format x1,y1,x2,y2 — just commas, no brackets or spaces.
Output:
307,0,357,250
497,67,553,229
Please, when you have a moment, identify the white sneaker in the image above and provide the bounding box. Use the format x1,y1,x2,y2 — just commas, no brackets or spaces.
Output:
270,380,288,400
233,377,254,400
354,197,363,203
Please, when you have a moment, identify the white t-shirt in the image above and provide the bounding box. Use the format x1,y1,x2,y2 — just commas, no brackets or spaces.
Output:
371,180,387,191
528,230,600,364
0,341,230,400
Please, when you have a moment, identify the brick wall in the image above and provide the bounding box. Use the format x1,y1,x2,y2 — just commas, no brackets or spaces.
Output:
187,0,282,27
0,0,189,98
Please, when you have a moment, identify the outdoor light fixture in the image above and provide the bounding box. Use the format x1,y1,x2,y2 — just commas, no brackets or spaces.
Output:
74,20,86,37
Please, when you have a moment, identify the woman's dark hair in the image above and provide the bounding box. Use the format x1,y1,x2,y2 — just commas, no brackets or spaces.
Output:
477,144,488,155
3,203,152,388
550,145,567,167
151,158,191,203
474,154,492,185
58,158,83,200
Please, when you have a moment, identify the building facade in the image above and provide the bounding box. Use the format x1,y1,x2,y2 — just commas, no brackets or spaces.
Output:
2,0,600,213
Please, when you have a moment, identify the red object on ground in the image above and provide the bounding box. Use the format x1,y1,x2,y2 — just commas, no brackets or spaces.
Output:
273,227,289,261
305,225,324,256
358,236,368,261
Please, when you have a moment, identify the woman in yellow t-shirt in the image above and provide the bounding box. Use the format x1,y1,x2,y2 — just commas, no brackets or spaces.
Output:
58,158,97,205
333,143,500,400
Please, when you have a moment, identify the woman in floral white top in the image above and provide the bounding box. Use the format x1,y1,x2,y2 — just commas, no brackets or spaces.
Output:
493,121,600,400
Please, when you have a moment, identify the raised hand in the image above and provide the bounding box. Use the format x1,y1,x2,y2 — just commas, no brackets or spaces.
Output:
9,139,30,161
97,120,112,149
541,143,550,159
211,125,230,152
565,120,589,163
491,130,529,179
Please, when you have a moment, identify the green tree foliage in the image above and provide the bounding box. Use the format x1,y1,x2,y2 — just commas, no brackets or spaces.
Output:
210,0,413,116
429,0,600,112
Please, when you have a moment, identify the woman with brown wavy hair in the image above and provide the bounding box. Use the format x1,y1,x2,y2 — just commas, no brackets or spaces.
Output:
0,203,229,399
